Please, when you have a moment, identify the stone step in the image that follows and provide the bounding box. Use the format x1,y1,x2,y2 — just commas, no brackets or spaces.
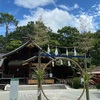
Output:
5,84,68,91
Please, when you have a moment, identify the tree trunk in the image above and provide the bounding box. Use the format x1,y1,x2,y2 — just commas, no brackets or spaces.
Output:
5,24,8,51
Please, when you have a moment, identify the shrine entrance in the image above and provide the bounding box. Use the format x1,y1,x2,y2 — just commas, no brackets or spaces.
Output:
52,65,74,79
43,57,83,80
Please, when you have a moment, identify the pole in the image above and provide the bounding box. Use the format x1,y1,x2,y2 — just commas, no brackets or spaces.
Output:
38,50,41,100
84,54,90,100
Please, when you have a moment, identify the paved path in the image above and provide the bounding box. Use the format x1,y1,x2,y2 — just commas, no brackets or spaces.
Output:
0,89,100,100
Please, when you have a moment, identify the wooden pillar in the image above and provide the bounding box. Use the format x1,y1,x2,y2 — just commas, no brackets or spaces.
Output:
29,63,32,78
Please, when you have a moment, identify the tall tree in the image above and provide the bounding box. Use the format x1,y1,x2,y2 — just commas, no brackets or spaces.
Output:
57,26,79,47
0,12,18,48
8,18,50,49
91,30,100,65
76,32,94,52
0,35,5,52
8,21,35,42
29,19,50,46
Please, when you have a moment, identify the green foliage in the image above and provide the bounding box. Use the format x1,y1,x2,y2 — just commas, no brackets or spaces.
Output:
57,26,79,47
76,32,94,52
35,69,44,84
83,73,90,83
6,40,22,51
58,26,79,35
72,77,82,89
29,20,50,46
96,83,100,89
91,30,100,65
8,21,35,41
48,32,60,46
0,35,5,51
0,12,18,52
0,12,18,26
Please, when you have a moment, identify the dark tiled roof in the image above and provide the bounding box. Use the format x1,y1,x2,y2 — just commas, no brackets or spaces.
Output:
2,40,42,58
0,40,54,67
2,41,31,58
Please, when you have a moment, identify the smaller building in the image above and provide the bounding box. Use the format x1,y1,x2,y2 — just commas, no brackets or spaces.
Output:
91,66,100,84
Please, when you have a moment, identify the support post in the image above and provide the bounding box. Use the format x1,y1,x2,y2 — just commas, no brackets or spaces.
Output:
38,50,41,100
84,54,90,100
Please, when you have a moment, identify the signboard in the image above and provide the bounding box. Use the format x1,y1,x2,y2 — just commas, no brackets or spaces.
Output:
9,78,19,100
81,77,84,84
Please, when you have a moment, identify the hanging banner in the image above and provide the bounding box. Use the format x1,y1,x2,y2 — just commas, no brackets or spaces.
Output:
74,48,77,56
55,47,58,55
68,61,71,66
60,59,63,65
66,49,68,56
47,45,50,54
52,61,54,67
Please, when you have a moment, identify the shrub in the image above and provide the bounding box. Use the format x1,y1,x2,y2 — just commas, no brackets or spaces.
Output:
96,83,100,89
72,77,82,89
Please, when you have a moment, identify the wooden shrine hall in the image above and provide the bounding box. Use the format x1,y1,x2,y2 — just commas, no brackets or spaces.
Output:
0,40,79,85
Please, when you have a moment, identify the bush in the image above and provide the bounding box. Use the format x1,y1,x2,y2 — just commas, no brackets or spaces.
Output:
72,77,82,89
96,83,100,89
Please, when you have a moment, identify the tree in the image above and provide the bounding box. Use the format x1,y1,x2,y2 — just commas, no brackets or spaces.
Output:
6,40,22,51
8,18,50,50
48,31,60,45
0,12,18,46
76,32,94,52
0,35,5,52
8,21,35,42
91,30,100,65
28,19,50,46
57,26,79,47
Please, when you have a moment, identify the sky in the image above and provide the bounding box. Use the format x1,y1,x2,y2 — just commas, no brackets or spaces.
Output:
0,0,100,36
